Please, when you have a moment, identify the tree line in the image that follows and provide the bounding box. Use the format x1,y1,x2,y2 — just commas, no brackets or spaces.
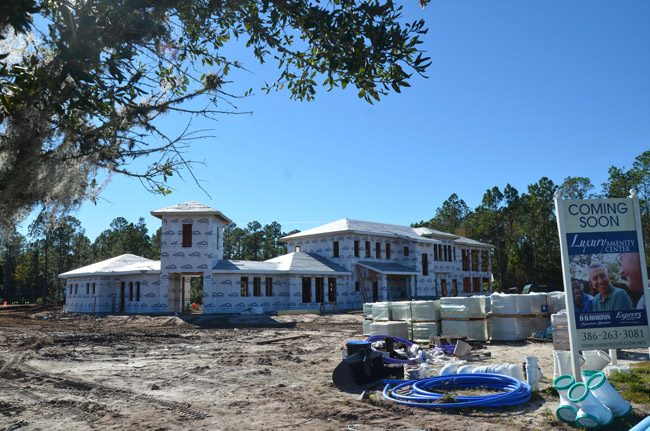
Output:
1,149,648,303
413,150,650,291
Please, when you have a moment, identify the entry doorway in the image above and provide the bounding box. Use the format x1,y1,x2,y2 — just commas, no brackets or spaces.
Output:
168,273,204,314
372,280,379,302
441,279,447,297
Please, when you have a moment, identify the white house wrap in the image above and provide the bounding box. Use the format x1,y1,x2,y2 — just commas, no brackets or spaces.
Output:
60,201,494,315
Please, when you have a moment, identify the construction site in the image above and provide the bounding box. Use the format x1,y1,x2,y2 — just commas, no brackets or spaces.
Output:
1,303,648,431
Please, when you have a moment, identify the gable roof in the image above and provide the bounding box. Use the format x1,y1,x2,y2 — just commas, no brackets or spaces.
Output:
213,252,349,275
454,236,495,249
412,227,460,240
59,254,160,278
151,201,232,224
280,218,442,244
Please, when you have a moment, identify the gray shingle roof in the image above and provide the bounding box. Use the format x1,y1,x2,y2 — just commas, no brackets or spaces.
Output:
213,252,349,275
357,261,419,275
454,236,494,249
59,254,160,278
280,218,442,244
151,201,232,223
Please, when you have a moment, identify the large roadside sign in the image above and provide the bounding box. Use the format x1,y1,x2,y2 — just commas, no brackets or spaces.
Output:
556,194,650,357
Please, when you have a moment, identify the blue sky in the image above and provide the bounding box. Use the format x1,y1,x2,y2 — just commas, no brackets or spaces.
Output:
33,1,650,240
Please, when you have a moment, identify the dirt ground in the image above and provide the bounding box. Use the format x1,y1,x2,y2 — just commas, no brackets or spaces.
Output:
1,307,648,431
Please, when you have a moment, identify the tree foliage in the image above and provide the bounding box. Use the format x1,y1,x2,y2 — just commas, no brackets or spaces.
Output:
0,0,430,227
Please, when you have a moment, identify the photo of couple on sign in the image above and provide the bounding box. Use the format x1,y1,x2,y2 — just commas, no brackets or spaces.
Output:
571,252,646,314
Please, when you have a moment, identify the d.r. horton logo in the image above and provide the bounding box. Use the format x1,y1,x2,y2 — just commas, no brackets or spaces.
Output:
616,311,642,321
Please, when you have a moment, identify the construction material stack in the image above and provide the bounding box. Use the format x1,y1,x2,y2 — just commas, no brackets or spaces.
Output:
363,300,440,342
440,297,489,341
362,303,373,335
490,293,551,341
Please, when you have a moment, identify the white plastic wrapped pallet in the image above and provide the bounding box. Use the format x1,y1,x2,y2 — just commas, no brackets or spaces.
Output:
362,319,372,336
411,322,440,342
547,292,566,314
491,293,518,315
551,310,570,351
372,302,392,321
441,319,489,341
410,300,440,321
440,297,487,319
363,303,373,318
528,293,548,314
390,301,412,321
370,321,409,340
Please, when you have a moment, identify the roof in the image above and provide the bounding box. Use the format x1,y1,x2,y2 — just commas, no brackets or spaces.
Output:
412,227,460,240
280,218,442,244
454,236,494,249
151,201,232,224
59,254,160,278
213,252,349,275
356,261,419,275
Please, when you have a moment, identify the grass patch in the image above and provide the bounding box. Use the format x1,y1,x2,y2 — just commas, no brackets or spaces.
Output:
608,361,650,407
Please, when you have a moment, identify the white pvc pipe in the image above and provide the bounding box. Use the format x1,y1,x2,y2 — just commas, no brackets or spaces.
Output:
553,375,578,424
582,350,611,371
587,371,632,417
568,382,614,428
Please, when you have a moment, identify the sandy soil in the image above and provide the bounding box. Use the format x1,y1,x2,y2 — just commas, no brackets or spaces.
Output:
0,306,648,431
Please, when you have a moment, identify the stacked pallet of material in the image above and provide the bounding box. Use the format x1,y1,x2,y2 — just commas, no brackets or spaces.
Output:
410,300,441,342
547,292,566,314
362,303,374,335
490,293,550,341
372,302,392,321
440,297,489,341
551,310,570,351
369,320,409,339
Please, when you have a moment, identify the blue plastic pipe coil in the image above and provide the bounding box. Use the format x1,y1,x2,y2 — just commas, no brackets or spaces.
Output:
383,373,531,409
629,416,650,431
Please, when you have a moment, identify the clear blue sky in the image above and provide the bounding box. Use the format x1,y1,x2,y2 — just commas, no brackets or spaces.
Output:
32,1,650,240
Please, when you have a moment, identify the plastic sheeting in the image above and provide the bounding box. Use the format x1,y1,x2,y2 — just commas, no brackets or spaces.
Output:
372,302,392,321
362,319,373,336
363,303,373,318
390,301,412,321
441,319,489,341
552,310,570,351
411,300,440,321
440,297,487,319
547,292,566,314
411,322,440,342
370,321,409,340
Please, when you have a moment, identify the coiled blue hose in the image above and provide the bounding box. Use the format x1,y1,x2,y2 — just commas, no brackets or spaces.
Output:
366,335,425,365
383,373,531,408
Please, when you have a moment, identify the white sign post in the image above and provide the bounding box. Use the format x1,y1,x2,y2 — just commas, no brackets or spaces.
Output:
555,191,650,380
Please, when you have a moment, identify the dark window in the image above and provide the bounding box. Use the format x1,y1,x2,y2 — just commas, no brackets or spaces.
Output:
92,283,96,295
442,279,449,297
136,281,141,301
129,282,134,301
328,278,337,303
386,243,391,259
315,277,324,303
443,244,448,262
463,277,471,293
302,277,312,303
422,253,429,276
354,240,360,257
265,277,273,296
375,242,381,259
355,281,360,292
182,224,192,248
365,241,371,258
404,246,409,257
253,277,261,296
453,247,457,261
75,284,78,295
473,277,481,293
471,250,479,271
462,250,470,271
434,245,438,261
438,244,443,261
333,241,339,258
86,283,90,294
241,277,249,297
